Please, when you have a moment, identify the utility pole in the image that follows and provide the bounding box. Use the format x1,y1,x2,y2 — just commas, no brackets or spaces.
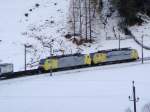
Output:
129,81,140,112
85,0,88,40
119,34,121,50
49,39,54,76
25,45,27,71
73,0,76,40
142,35,144,64
24,44,32,71
49,44,52,76
79,0,82,38
89,0,92,42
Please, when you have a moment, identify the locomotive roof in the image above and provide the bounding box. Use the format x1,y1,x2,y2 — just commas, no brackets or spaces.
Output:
47,53,85,59
97,47,132,53
40,47,134,61
89,47,132,56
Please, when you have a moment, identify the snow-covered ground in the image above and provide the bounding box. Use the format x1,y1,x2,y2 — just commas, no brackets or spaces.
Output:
0,61,150,112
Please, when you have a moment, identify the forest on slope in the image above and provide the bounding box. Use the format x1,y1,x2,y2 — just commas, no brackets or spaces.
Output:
112,0,150,25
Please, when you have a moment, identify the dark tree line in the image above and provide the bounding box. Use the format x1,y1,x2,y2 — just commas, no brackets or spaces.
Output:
112,0,150,26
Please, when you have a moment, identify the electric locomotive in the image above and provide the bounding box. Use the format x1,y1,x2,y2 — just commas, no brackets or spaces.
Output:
38,53,91,71
38,48,139,72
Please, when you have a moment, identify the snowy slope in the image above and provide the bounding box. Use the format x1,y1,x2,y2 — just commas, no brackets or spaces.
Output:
0,0,72,71
0,0,28,70
0,61,150,112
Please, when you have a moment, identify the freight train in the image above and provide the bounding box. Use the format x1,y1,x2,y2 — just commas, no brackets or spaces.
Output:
38,48,139,72
0,48,139,79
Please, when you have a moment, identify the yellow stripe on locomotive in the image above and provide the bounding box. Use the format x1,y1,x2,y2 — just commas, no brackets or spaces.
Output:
43,59,58,71
131,49,139,59
84,54,92,65
93,53,107,64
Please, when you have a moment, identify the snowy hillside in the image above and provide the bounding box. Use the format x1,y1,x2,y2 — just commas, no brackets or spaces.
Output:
0,61,150,112
0,0,72,71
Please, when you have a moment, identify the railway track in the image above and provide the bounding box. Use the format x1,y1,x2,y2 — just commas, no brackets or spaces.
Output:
0,57,150,80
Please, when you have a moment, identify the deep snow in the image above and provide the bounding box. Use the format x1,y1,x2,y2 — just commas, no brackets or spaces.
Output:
0,61,150,112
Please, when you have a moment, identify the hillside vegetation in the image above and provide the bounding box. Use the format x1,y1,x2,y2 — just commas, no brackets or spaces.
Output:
112,0,150,25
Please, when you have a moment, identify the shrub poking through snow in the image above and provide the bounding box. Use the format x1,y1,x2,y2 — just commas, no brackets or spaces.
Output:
35,3,40,8
29,9,32,12
24,13,29,17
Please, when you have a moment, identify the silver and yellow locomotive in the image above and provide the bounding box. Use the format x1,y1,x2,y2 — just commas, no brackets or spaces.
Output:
38,53,91,71
38,48,139,71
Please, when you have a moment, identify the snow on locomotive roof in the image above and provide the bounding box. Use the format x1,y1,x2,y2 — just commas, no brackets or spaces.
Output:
45,48,134,59
96,47,132,53
46,53,84,59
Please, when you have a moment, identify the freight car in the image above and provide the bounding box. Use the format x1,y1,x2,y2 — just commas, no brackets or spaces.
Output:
0,63,13,76
38,48,139,71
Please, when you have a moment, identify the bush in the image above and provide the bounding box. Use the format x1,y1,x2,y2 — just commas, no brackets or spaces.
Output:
24,13,29,17
112,0,150,25
35,3,40,7
113,0,139,25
